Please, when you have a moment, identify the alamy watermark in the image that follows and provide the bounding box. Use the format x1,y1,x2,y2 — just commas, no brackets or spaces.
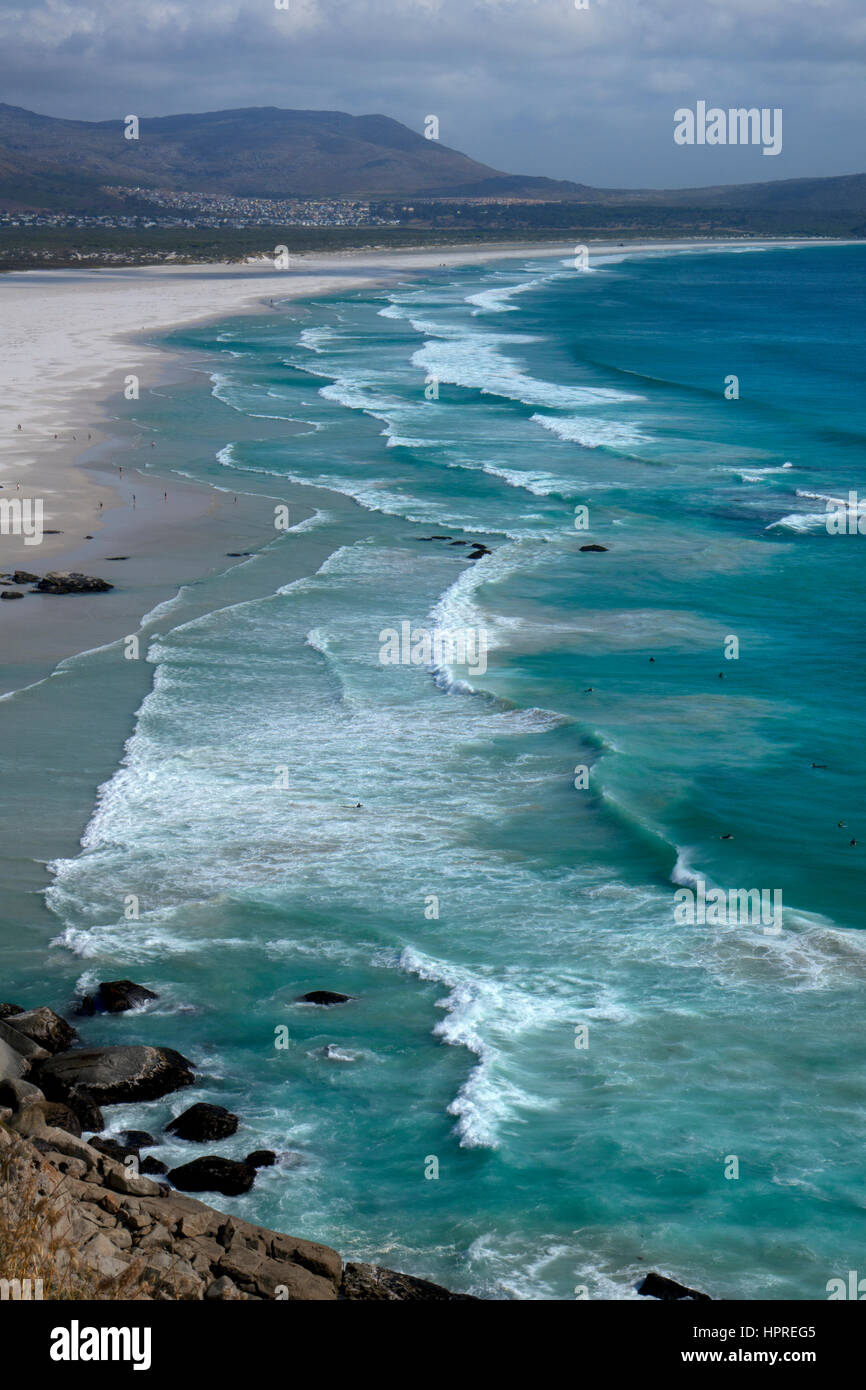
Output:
674,879,782,934
0,497,44,545
379,622,488,676
825,492,866,534
674,102,782,157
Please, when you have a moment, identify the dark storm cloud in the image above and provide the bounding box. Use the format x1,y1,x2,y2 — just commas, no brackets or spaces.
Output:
0,0,863,186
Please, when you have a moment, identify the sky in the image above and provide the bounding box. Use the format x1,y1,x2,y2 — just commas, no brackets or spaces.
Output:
0,0,862,188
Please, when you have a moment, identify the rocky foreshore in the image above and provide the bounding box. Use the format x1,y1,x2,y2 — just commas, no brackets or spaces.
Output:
0,986,474,1300
0,986,710,1302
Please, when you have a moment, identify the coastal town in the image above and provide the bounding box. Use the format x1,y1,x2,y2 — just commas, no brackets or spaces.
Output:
0,186,400,231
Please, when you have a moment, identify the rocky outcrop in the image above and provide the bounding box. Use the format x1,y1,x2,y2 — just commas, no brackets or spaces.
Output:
638,1271,711,1301
0,991,476,1301
77,979,159,1015
168,1156,255,1197
166,1103,238,1142
579,544,609,552
0,1017,48,1064
0,1036,28,1082
297,990,352,1006
32,1044,195,1106
340,1262,479,1301
34,572,114,594
0,1120,476,1301
246,1150,276,1169
3,1006,77,1054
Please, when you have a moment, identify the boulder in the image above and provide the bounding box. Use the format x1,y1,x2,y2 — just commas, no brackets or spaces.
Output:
76,979,159,1015
0,1003,24,1019
32,1044,195,1105
638,1271,710,1301
0,1076,44,1110
296,990,352,1006
90,1135,139,1164
205,1275,241,1300
63,1085,104,1133
0,591,24,600
3,1006,77,1054
0,1018,49,1063
340,1262,478,1301
168,1156,255,1197
166,1102,238,1143
116,1129,157,1149
579,544,609,552
34,571,114,594
12,570,39,584
140,1155,169,1176
245,1150,276,1169
41,1102,82,1137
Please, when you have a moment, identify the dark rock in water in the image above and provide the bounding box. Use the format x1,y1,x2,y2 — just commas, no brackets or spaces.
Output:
225,551,252,557
12,570,39,584
169,1156,255,1196
166,1103,239,1142
466,545,491,560
33,1044,195,1106
579,544,609,552
0,1003,24,1019
116,1129,157,1150
90,1135,139,1164
35,571,113,594
1,590,24,600
417,535,452,541
104,556,128,561
140,1155,169,1176
340,1262,478,1301
77,979,158,1015
638,1271,710,1301
245,1150,277,1169
3,1006,77,1054
449,540,468,545
40,1102,82,1137
296,990,352,1006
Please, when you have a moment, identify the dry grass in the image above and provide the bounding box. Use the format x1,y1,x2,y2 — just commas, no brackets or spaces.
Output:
0,1125,160,1300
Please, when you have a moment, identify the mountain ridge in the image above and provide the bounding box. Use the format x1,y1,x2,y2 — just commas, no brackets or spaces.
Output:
0,103,863,225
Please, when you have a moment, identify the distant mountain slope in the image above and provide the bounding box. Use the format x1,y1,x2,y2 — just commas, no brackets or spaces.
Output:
0,103,590,206
0,103,863,227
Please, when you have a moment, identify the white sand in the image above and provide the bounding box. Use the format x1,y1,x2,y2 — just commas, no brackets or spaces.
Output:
0,244,574,561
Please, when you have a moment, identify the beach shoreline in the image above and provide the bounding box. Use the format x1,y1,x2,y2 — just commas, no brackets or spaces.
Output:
0,235,854,688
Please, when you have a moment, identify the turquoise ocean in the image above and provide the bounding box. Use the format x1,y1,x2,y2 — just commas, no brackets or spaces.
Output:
5,243,866,1298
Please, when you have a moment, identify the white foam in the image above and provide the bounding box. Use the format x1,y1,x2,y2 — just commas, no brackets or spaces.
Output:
531,412,653,451
411,332,643,412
